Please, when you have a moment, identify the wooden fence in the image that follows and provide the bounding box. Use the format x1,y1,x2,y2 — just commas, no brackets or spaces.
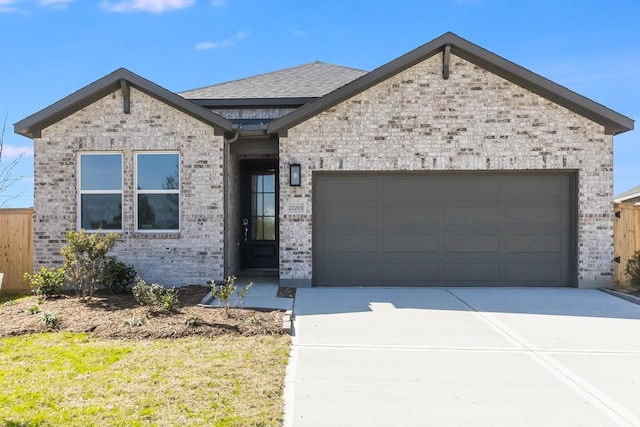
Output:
614,203,640,286
0,208,34,293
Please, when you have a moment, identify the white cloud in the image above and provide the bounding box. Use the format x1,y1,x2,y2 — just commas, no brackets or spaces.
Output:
101,0,194,13
0,0,24,13
195,31,249,50
211,0,225,6
1,144,34,160
195,40,233,50
38,0,73,6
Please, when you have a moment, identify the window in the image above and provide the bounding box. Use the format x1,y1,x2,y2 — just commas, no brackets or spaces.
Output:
78,153,123,231
136,152,180,232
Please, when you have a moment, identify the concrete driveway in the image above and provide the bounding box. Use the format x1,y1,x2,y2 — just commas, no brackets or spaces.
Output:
284,288,640,426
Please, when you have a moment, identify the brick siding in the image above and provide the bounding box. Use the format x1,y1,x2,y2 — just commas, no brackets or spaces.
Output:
279,53,613,288
34,88,224,285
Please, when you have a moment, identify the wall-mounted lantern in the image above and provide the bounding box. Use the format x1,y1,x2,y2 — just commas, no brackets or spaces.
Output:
289,163,301,186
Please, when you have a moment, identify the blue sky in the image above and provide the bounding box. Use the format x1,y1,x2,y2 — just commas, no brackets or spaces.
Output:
0,0,638,207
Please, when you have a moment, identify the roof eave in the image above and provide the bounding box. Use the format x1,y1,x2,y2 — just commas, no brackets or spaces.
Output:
14,68,234,139
268,32,634,136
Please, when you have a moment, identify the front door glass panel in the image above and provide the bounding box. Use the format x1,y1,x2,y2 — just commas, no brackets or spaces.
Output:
251,172,276,241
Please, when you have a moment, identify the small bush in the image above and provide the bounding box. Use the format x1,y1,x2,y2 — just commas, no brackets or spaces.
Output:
41,311,60,328
185,317,203,327
23,267,65,299
61,229,119,301
28,305,40,315
211,276,253,316
123,317,146,327
102,258,137,294
625,250,640,291
132,277,180,312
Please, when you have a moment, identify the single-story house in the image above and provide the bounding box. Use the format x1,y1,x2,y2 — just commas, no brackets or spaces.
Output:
15,32,634,288
614,185,640,205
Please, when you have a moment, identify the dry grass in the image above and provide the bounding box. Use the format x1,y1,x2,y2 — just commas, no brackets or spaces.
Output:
0,332,290,426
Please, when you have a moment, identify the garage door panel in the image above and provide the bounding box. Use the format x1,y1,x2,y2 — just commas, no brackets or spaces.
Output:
382,234,438,253
443,262,501,281
443,178,501,200
503,175,567,199
505,206,564,225
320,261,379,282
323,234,378,253
382,206,438,225
505,234,563,253
504,262,564,283
443,234,500,253
321,177,378,200
381,178,440,198
442,206,501,225
382,262,439,281
313,172,574,286
323,206,378,225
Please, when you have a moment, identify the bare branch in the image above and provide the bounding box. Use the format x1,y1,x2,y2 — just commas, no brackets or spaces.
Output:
0,111,27,207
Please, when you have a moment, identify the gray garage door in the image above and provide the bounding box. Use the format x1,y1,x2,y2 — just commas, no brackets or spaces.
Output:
313,172,575,287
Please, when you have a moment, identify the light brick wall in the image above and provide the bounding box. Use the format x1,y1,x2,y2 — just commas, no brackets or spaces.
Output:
279,53,613,287
34,87,224,286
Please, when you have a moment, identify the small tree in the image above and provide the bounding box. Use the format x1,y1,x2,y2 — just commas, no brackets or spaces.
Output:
60,229,119,301
211,276,253,317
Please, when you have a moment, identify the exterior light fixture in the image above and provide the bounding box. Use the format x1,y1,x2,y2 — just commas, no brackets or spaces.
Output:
289,163,301,186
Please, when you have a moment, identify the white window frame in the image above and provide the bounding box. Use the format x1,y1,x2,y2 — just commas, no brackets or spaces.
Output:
77,152,124,232
134,151,181,233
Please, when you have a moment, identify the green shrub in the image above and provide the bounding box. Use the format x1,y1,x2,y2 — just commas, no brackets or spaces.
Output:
102,258,137,294
23,267,65,299
132,277,180,312
61,229,119,301
624,250,640,291
211,276,253,316
41,311,60,328
123,317,146,327
185,316,203,327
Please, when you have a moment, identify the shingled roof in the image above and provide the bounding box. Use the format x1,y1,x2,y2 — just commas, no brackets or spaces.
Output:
179,61,367,99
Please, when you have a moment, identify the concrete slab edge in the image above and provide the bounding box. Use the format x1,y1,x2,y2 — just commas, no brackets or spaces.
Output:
198,290,214,306
282,310,292,334
599,288,640,305
282,343,297,427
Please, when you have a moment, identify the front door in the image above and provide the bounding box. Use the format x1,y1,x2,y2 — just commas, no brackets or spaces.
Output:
240,160,279,269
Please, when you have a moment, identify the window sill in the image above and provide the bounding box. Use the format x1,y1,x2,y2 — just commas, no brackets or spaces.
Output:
132,232,181,239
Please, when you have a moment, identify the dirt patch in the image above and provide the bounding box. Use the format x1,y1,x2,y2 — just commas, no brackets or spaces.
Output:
277,286,296,298
0,286,287,339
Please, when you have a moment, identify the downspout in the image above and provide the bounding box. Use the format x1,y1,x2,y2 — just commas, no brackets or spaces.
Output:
223,127,241,279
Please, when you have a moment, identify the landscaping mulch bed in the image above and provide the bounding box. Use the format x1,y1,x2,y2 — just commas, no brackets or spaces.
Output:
0,285,287,339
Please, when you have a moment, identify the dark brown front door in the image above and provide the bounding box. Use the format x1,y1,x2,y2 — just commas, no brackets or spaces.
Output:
240,160,279,269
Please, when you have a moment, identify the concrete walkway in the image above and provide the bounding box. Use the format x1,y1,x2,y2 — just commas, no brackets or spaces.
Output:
285,288,640,426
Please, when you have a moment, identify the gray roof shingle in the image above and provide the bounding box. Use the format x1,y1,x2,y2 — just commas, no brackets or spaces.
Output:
179,61,367,99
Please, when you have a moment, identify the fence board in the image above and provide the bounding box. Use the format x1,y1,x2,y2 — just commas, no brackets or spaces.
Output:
0,208,34,293
614,203,640,286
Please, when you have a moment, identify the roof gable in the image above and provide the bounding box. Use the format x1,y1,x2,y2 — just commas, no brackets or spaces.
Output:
15,68,233,139
179,61,367,100
267,32,634,136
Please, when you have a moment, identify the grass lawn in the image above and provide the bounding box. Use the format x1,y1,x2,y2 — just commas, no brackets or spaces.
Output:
0,332,290,426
